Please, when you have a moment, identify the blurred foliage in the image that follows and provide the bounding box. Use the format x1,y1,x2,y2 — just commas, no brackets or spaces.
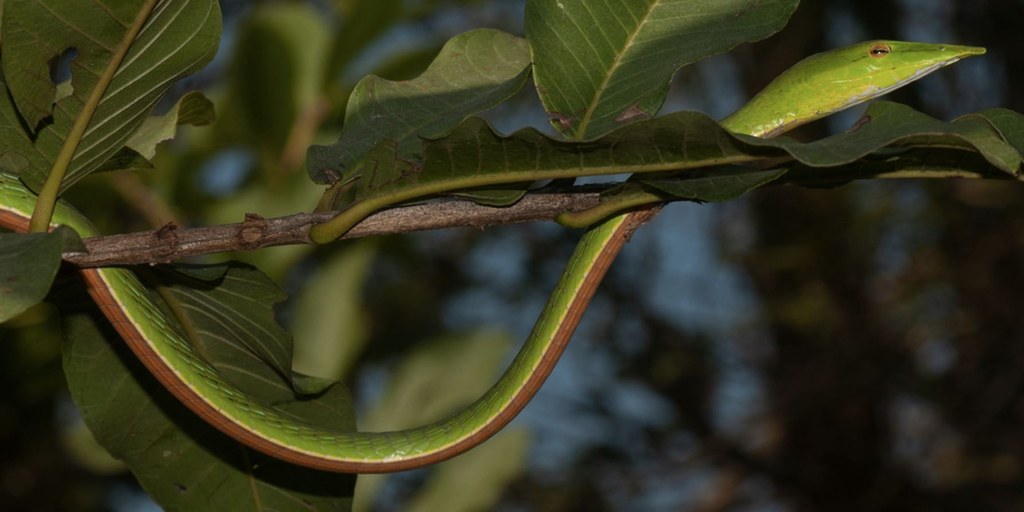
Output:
3,0,1024,511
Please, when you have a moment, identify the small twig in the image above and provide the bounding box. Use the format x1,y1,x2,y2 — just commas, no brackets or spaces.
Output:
64,188,611,268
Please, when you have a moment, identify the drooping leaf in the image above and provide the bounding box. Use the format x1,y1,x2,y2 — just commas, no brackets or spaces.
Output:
307,28,532,186
0,230,65,322
525,0,800,139
962,108,1024,155
125,91,215,160
59,284,356,512
0,0,220,192
314,102,1023,238
743,102,1022,172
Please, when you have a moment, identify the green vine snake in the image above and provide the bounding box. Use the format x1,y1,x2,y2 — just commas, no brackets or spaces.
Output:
0,41,984,472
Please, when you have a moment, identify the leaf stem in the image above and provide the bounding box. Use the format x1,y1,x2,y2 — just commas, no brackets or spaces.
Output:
28,0,160,233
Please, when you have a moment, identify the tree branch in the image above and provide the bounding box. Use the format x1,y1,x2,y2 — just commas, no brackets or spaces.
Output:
64,166,1011,268
64,188,612,268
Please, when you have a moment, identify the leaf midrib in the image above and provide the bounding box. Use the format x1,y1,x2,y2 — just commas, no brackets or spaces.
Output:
574,0,660,140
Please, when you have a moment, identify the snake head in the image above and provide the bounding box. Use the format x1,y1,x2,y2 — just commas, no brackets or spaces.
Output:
725,40,986,138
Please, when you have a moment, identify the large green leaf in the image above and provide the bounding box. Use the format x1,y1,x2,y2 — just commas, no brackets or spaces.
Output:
307,28,532,186
0,0,220,192
525,0,799,139
311,102,1023,241
60,265,358,511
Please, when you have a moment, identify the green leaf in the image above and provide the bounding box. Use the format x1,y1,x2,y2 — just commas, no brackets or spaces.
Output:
641,167,789,202
0,0,221,192
147,263,295,389
0,230,64,322
525,0,799,139
90,147,153,174
90,89,213,178
311,102,1023,241
59,285,356,511
962,108,1024,155
307,28,532,186
783,148,1013,186
124,91,215,160
744,102,1022,173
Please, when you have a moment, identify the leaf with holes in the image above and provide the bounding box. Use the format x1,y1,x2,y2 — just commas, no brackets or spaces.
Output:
0,0,220,193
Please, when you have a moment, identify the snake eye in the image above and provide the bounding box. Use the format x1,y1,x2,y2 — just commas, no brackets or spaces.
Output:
869,44,891,58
